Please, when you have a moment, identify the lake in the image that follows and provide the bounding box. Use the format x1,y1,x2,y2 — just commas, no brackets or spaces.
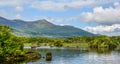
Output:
1,47,120,64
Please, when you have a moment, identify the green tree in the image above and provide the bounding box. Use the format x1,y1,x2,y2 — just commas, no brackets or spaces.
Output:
0,25,24,57
53,38,63,47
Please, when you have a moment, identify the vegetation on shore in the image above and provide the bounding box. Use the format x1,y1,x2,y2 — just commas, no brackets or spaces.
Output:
23,36,120,49
0,24,41,62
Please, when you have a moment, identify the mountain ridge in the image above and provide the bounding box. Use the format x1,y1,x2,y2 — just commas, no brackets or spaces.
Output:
0,16,95,37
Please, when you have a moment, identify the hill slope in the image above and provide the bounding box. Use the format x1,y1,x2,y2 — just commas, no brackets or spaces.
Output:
0,17,95,37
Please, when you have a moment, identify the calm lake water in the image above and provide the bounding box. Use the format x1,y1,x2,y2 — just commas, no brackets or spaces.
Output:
1,47,120,64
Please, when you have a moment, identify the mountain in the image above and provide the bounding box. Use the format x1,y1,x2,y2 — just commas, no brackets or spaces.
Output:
0,16,95,37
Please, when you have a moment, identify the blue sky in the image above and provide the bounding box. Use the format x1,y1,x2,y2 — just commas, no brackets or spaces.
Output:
0,0,120,36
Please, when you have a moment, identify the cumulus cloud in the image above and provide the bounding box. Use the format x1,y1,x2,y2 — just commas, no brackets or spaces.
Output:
84,24,120,36
33,1,120,25
80,2,120,25
31,0,119,11
15,6,24,12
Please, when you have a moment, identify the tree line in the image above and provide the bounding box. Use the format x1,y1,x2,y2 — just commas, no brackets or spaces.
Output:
20,32,120,49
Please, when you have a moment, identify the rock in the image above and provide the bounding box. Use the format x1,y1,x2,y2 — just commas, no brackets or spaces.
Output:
46,52,52,61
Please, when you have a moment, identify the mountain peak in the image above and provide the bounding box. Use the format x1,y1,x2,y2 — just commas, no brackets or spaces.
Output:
34,19,55,26
0,16,95,37
36,19,51,23
40,19,48,22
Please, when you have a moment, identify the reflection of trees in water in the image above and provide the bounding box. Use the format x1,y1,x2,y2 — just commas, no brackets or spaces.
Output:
34,48,117,55
36,48,115,57
115,45,120,52
89,48,112,54
35,48,89,59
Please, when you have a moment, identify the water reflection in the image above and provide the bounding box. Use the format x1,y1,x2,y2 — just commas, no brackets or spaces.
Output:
27,48,120,64
89,48,112,54
1,48,120,64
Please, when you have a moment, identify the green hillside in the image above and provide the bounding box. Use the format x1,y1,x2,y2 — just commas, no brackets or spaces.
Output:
0,17,95,37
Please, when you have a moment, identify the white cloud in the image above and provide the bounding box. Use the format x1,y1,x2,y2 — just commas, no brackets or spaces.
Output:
0,0,28,7
1,0,118,11
80,2,120,25
84,24,120,36
15,6,24,12
15,14,22,19
114,2,120,6
31,1,65,11
31,0,119,11
39,3,120,24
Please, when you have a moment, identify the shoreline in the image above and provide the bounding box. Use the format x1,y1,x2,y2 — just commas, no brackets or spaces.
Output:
0,51,41,62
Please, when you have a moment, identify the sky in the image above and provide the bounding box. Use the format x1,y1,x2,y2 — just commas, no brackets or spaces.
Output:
0,0,120,36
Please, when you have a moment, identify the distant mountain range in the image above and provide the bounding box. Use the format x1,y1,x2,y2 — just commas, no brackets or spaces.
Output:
0,16,95,37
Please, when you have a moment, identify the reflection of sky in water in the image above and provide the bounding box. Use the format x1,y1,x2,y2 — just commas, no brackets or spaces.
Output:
84,52,120,64
27,49,120,64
